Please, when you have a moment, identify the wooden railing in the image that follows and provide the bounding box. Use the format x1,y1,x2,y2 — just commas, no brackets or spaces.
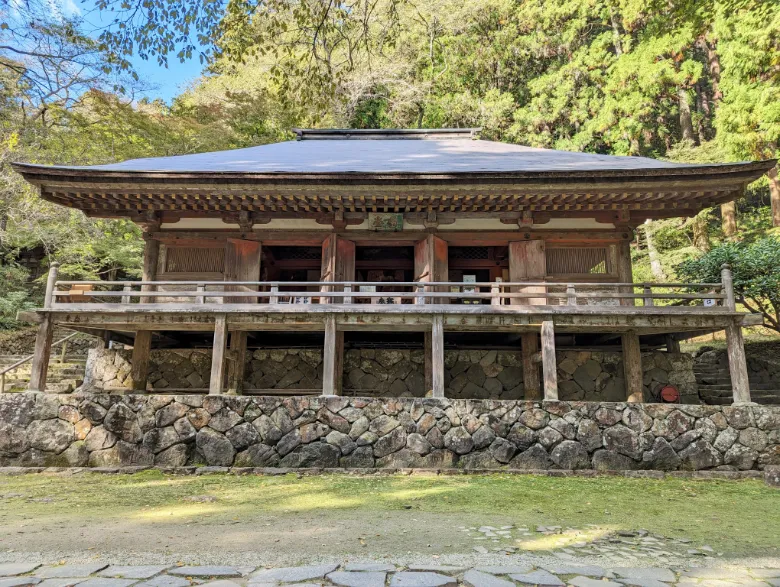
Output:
43,263,735,311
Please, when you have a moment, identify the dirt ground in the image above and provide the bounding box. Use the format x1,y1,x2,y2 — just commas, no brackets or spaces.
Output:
1,471,778,568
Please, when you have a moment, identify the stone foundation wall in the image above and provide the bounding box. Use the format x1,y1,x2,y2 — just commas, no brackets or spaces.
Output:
83,348,698,402
1,393,777,471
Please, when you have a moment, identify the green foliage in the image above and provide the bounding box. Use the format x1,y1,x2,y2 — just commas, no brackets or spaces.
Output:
677,237,780,331
0,263,37,329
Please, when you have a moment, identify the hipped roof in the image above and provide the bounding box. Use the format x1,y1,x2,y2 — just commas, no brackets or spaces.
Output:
12,129,776,222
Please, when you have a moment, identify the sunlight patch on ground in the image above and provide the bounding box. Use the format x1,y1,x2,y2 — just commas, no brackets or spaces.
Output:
515,526,615,551
133,504,222,521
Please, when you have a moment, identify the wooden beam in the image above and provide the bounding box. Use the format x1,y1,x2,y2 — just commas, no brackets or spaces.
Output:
209,314,228,395
322,315,342,395
540,320,558,400
725,320,751,403
28,314,54,392
130,330,152,391
227,330,247,395
431,315,445,397
521,333,541,399
622,330,644,402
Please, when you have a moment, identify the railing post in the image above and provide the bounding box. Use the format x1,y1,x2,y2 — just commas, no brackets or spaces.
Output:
269,284,278,304
44,262,60,309
643,285,654,307
566,284,576,306
343,284,352,305
416,283,426,305
721,263,736,310
196,284,205,304
121,284,132,305
491,281,501,306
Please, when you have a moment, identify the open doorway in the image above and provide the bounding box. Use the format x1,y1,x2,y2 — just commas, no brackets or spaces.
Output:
354,245,415,304
448,246,508,304
262,246,322,302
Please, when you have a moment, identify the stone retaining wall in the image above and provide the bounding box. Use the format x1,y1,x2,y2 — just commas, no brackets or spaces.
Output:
83,348,698,402
1,393,777,471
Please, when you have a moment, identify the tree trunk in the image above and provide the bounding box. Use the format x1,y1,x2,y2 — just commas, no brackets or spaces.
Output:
695,80,710,143
706,39,722,102
643,219,666,280
768,166,780,228
678,88,696,144
721,201,737,238
609,7,623,56
691,212,711,252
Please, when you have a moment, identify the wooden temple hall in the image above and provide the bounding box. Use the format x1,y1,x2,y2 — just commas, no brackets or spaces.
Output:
13,128,775,403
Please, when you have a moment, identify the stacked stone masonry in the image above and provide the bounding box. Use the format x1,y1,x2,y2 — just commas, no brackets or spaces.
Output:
84,348,698,402
1,393,777,471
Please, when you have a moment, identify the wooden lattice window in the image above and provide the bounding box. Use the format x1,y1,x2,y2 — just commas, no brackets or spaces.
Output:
449,247,490,260
546,247,610,276
165,247,225,274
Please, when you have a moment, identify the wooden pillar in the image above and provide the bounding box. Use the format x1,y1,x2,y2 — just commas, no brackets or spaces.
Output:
508,240,546,305
725,320,751,404
430,315,445,397
665,334,681,353
540,320,558,400
227,331,247,395
130,330,152,392
225,239,262,303
622,330,644,402
140,233,160,303
521,333,541,399
414,234,448,304
322,315,343,396
615,239,633,306
321,234,356,303
209,314,228,395
28,315,54,392
720,263,751,403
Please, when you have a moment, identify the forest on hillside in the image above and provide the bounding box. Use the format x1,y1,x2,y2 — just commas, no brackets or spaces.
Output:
0,0,778,329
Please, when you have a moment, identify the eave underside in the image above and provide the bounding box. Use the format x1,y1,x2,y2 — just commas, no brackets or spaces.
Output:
14,161,774,222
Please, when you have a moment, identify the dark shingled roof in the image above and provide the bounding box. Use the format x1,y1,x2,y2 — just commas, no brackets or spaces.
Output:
13,128,759,175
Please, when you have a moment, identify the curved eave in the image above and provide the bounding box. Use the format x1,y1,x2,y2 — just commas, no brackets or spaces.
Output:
10,159,776,184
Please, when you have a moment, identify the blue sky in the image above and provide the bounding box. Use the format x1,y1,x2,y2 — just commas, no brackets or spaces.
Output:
72,0,209,102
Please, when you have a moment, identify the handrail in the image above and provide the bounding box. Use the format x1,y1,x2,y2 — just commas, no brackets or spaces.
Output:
54,279,723,288
0,331,80,394
41,264,735,313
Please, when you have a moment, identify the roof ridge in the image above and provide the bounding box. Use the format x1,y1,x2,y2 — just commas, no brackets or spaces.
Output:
293,128,480,140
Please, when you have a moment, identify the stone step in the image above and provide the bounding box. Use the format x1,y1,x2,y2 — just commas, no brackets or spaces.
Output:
0,355,87,363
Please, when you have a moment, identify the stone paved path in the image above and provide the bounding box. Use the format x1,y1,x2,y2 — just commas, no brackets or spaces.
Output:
1,561,778,587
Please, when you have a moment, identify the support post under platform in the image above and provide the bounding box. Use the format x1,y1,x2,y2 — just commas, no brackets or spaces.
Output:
622,330,644,403
209,315,228,395
521,333,541,400
130,330,152,392
322,315,343,396
540,320,558,400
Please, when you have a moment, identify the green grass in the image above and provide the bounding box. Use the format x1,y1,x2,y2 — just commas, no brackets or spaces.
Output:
1,471,778,556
